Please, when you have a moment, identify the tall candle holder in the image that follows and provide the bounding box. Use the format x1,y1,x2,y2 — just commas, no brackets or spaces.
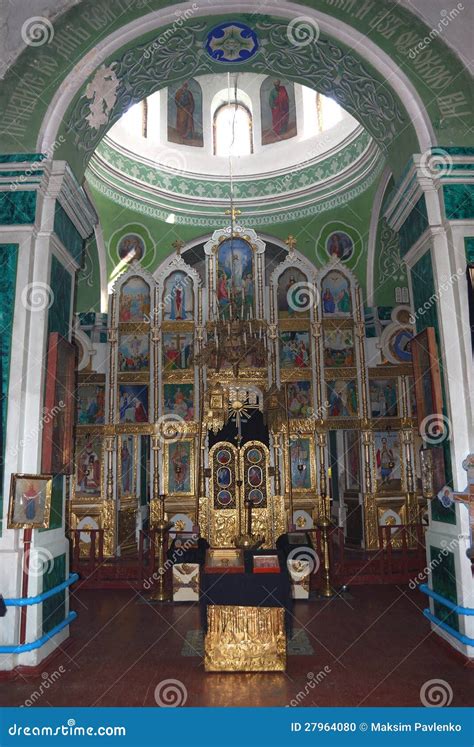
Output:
148,494,172,602
317,468,334,598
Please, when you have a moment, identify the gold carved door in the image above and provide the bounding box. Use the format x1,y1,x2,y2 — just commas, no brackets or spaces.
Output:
209,440,274,547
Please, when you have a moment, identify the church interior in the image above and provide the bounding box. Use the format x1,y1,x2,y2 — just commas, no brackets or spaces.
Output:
0,0,473,711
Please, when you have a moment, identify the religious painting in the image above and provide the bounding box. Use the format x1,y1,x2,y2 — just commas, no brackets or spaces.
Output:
260,77,297,145
217,238,254,318
327,380,358,417
344,430,361,491
323,329,355,367
119,277,150,323
277,268,310,318
326,231,354,261
369,378,399,418
118,384,149,424
117,233,145,263
163,384,194,421
167,79,203,147
163,270,194,320
118,333,149,372
287,381,312,418
280,331,310,369
74,433,103,498
162,332,194,372
374,432,401,491
76,384,106,425
8,474,52,529
411,327,444,436
119,435,134,496
41,333,75,474
321,270,352,317
167,440,193,495
289,437,312,490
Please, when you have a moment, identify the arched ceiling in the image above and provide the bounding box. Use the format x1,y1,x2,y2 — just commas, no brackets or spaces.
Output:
0,1,471,182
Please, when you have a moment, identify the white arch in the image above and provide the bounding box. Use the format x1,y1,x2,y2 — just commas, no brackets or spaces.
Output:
37,1,434,156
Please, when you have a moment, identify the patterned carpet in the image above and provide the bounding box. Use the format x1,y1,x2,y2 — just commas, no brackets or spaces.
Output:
181,628,314,657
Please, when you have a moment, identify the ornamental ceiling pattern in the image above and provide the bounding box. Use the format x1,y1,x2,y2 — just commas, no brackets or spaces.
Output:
65,17,406,167
95,129,373,201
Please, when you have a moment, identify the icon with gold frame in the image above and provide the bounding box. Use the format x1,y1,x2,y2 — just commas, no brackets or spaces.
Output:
8,473,53,529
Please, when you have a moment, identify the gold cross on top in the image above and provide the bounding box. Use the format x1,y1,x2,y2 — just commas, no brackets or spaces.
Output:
172,239,185,255
225,207,242,221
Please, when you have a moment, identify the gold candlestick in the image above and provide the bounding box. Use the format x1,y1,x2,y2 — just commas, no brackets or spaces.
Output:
318,468,334,598
148,495,172,602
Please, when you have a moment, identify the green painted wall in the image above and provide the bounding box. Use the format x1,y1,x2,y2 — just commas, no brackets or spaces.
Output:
42,553,66,635
429,545,458,632
86,174,379,301
76,236,102,313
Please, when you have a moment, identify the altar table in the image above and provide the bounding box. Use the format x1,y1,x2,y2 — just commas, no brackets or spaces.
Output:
200,550,292,672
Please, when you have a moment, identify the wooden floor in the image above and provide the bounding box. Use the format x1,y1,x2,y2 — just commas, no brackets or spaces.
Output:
1,586,472,707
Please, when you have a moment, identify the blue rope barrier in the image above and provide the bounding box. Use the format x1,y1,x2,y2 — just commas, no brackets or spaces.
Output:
419,583,474,616
3,573,79,607
423,609,474,647
0,611,77,654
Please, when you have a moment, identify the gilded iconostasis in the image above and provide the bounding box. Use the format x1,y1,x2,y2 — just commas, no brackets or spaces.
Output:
71,225,423,556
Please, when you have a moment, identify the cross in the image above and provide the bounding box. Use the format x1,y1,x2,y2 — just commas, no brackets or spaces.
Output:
172,239,185,256
285,235,297,254
225,207,242,221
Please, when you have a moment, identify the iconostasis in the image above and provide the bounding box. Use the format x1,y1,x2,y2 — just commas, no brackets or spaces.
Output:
70,225,423,555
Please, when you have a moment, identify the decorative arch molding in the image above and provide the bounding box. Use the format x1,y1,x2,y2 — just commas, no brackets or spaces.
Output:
29,3,441,178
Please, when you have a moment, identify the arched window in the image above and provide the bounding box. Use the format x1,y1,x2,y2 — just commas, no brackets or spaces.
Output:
214,103,253,156
120,100,148,138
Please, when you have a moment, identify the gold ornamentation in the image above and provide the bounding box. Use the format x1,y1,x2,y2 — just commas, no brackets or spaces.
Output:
204,606,286,672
